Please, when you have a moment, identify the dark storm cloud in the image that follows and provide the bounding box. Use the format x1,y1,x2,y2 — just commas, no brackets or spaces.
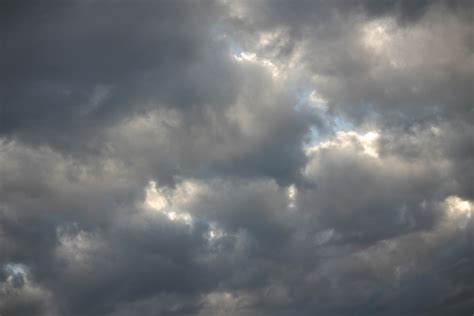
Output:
1,0,318,185
1,0,473,315
1,0,221,146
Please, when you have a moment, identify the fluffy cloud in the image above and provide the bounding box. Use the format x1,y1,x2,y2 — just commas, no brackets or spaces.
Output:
1,0,472,315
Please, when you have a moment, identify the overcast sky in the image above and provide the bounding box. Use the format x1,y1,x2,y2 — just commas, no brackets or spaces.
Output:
1,1,473,315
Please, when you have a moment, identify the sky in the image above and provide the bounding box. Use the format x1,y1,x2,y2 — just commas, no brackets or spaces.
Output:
0,1,473,315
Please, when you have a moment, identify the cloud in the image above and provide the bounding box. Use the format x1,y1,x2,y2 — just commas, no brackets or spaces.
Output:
1,0,472,315
224,0,473,125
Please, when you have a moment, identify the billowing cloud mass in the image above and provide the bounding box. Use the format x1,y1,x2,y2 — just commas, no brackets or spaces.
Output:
0,1,472,315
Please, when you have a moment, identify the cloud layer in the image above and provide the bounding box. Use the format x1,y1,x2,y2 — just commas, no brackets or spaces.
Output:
1,1,473,315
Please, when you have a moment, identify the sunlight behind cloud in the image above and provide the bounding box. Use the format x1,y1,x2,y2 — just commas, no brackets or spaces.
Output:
144,180,197,226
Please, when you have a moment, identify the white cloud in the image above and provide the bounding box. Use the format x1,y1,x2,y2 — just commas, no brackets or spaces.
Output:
443,196,472,229
306,130,380,158
143,180,203,226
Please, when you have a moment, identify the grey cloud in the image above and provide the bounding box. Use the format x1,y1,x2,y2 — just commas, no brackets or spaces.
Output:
1,0,318,185
2,0,225,148
225,0,473,127
103,67,317,185
1,140,473,315
302,145,443,243
1,1,473,315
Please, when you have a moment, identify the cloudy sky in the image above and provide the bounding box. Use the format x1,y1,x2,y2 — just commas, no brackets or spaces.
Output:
1,1,473,315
